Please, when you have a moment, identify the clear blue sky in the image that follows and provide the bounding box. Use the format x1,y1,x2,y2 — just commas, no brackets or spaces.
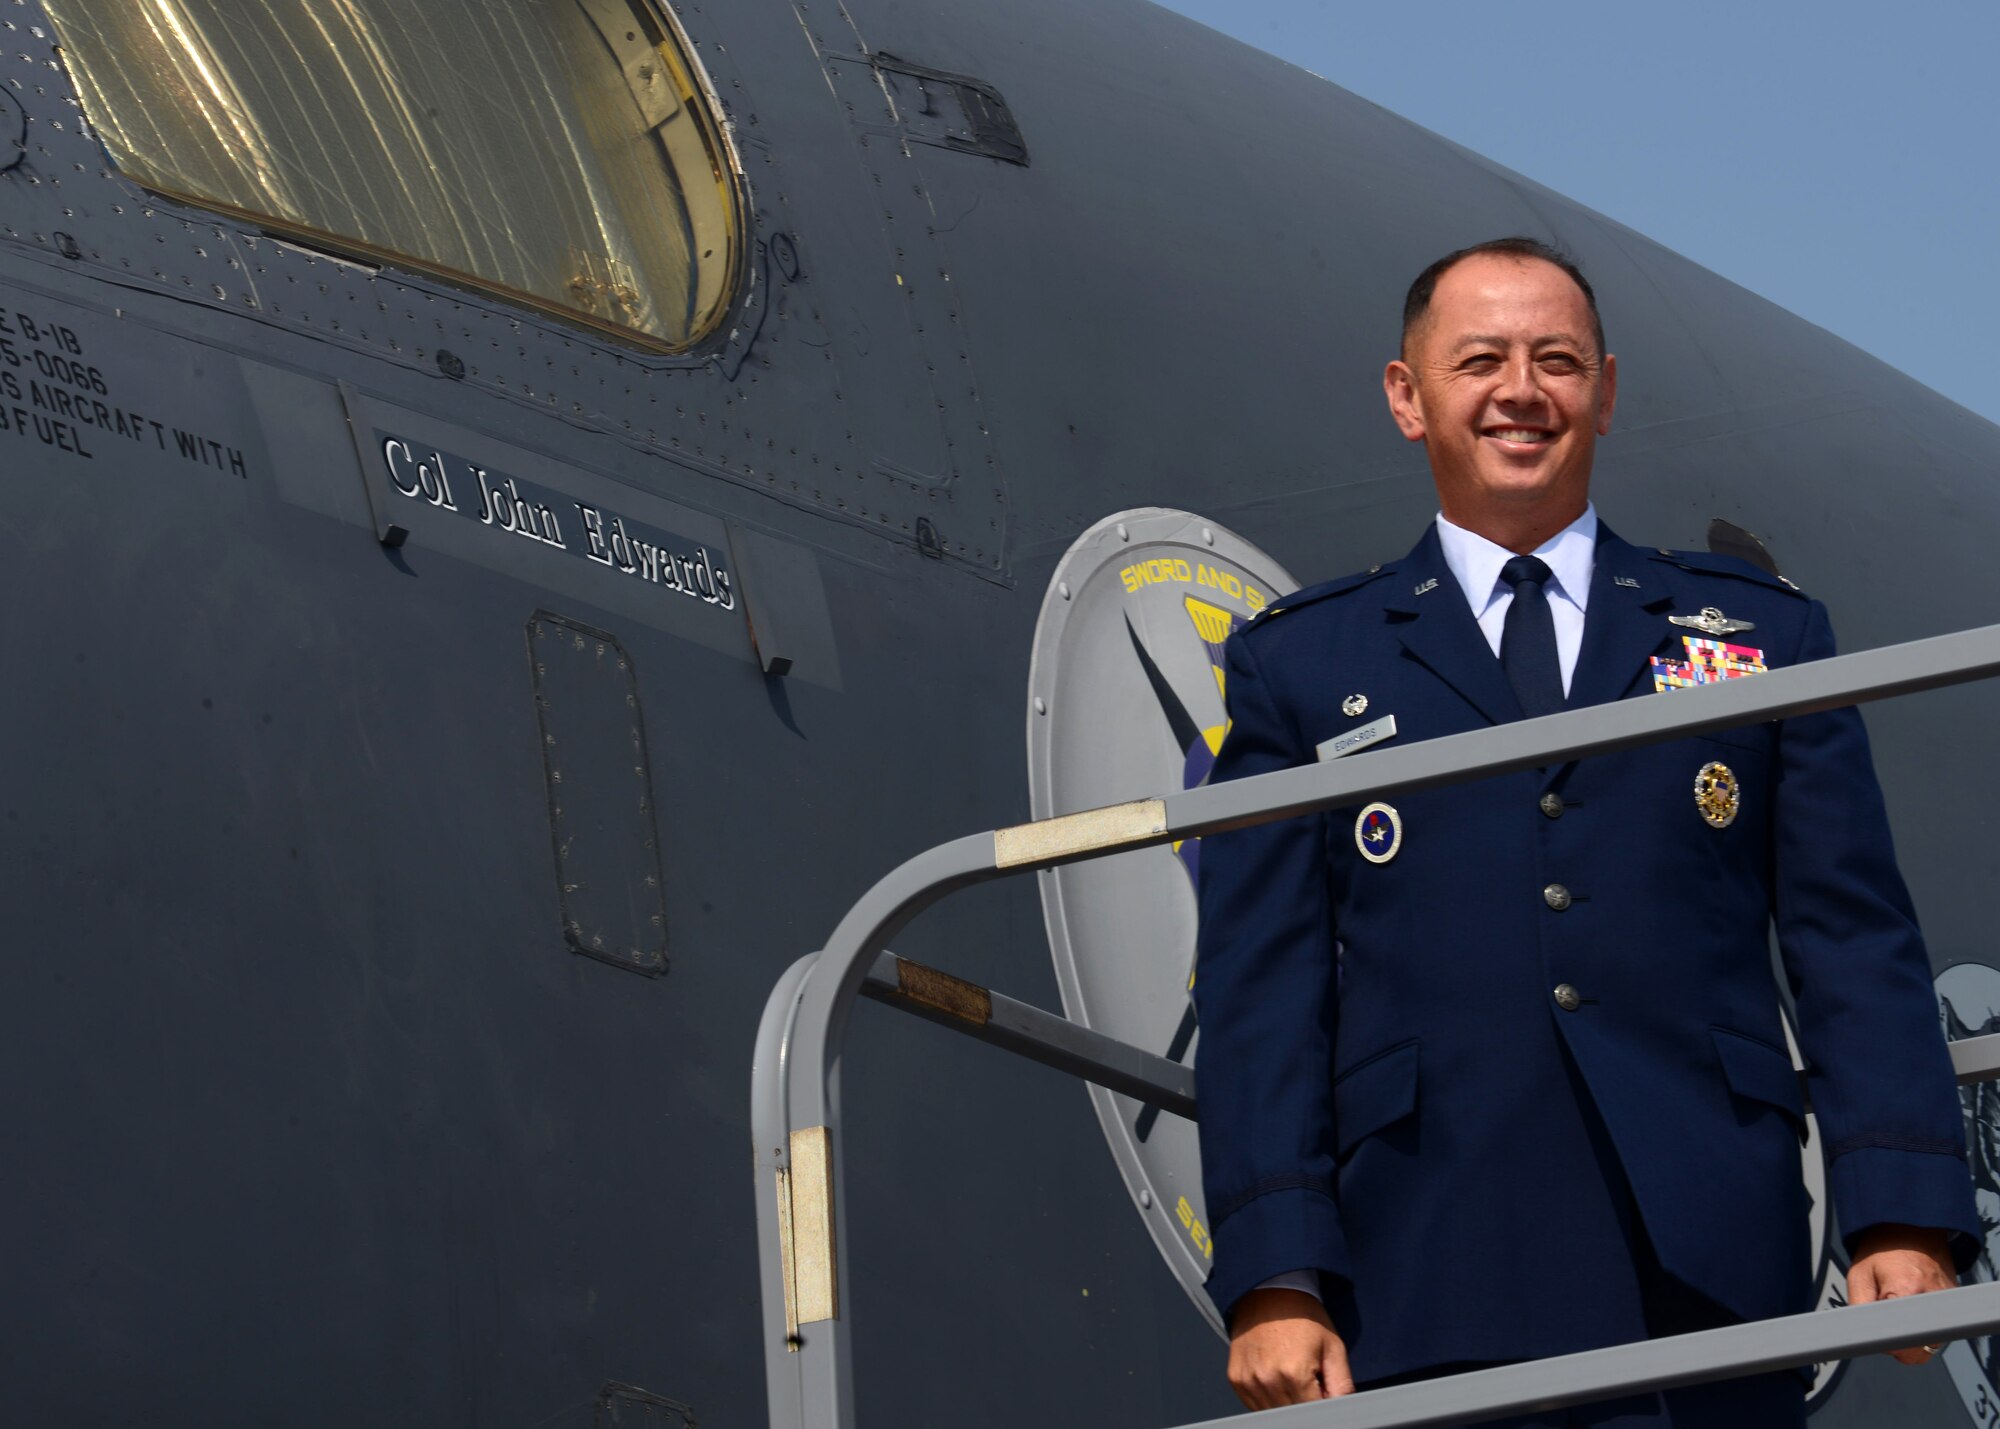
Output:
1151,0,2000,427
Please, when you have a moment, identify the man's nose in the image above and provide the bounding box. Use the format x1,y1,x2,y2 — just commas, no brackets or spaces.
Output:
1493,353,1543,405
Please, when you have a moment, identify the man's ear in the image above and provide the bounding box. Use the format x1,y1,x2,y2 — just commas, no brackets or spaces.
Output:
1383,360,1426,443
1595,352,1618,436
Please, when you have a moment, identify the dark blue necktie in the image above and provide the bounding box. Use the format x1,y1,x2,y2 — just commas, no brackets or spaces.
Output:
1499,555,1564,719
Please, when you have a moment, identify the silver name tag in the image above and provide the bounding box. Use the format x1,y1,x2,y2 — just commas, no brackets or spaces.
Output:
1317,714,1398,762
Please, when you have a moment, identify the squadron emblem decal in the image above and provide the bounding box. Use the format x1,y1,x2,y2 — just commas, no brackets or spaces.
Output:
1026,508,1297,1339
1934,964,2000,1424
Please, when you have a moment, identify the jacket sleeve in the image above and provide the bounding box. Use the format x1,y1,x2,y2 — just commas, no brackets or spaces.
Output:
1194,627,1349,1322
1773,600,1981,1266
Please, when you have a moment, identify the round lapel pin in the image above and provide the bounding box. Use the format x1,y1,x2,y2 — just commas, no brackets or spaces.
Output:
1355,802,1402,863
1694,761,1740,828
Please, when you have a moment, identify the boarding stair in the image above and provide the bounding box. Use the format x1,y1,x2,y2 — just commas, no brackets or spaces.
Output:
753,621,2000,1428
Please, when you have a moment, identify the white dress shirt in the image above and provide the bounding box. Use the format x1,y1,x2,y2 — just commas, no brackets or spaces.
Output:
1435,504,1597,696
1251,506,1600,1306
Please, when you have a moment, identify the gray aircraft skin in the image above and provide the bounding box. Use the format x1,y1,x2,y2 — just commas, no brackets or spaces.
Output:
3,0,1997,1425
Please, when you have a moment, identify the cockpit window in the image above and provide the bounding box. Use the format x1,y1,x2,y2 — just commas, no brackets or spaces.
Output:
42,0,744,351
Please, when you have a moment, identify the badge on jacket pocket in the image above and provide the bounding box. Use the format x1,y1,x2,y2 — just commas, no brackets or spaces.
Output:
1355,802,1402,863
1695,761,1741,828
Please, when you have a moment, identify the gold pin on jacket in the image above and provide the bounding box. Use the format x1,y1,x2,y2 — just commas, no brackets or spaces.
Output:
1695,761,1740,828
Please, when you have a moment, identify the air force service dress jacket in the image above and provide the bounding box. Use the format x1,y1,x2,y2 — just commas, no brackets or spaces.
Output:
1194,522,1978,1385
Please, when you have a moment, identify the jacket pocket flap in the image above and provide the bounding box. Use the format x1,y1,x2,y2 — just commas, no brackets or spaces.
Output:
1333,1038,1419,1158
1711,1027,1804,1122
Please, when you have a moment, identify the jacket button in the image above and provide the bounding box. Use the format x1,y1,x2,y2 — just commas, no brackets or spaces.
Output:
1554,984,1582,1012
1543,883,1572,911
1540,792,1565,819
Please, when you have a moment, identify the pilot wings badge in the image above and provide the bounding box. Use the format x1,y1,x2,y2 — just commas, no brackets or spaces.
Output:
1668,605,1755,637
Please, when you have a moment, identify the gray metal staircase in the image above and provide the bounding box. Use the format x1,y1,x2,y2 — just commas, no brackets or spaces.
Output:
752,621,2000,1428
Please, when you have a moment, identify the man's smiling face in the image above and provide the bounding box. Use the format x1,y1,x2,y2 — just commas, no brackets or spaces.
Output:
1384,253,1616,549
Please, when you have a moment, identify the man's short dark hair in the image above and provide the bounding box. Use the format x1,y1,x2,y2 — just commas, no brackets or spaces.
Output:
1402,237,1605,359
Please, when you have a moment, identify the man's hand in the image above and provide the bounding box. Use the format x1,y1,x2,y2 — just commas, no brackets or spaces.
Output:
1847,1223,1959,1365
1227,1287,1354,1409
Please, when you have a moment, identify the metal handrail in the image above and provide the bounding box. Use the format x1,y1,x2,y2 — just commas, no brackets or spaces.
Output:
1168,1283,2000,1427
752,620,2000,1429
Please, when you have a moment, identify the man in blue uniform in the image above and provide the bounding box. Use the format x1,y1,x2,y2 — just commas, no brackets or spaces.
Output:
1194,238,1979,1424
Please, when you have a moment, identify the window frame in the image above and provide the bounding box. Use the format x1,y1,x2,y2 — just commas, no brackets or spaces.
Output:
48,0,751,357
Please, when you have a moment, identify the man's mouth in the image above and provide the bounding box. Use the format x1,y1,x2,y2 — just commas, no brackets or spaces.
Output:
1484,427,1554,446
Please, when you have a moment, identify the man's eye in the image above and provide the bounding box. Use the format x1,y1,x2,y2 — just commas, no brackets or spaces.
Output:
1539,355,1580,373
1462,354,1501,369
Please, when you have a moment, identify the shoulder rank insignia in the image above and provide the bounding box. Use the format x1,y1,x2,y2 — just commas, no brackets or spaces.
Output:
1669,606,1755,636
